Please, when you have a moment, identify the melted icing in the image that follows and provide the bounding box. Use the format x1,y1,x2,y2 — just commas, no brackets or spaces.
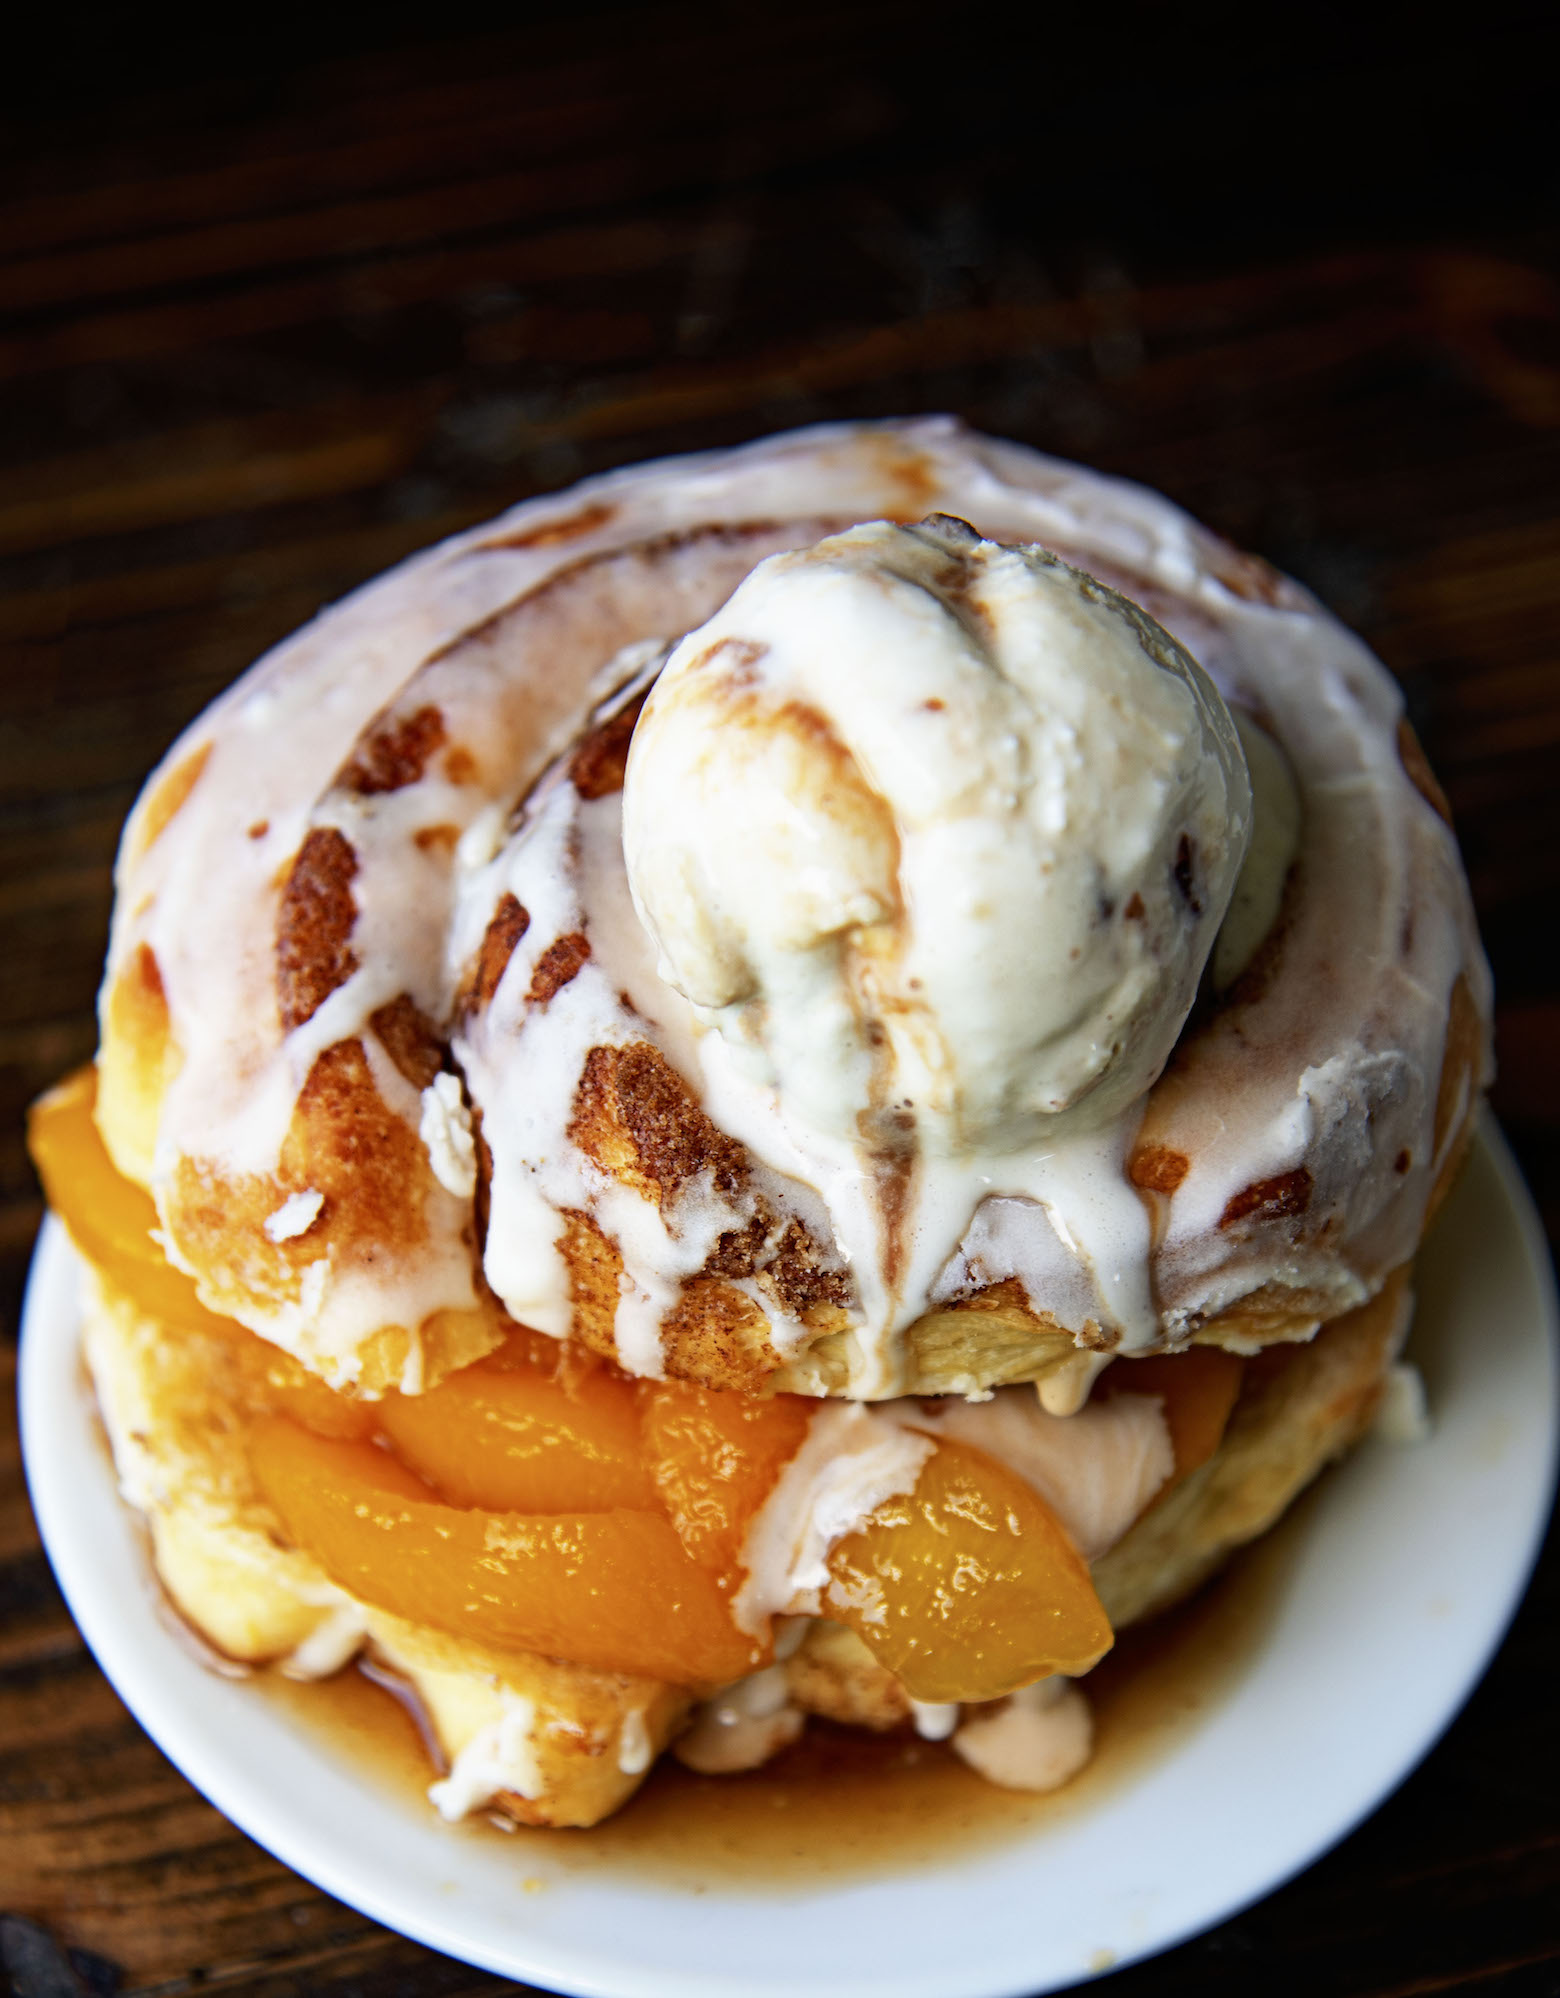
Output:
104,418,1489,1385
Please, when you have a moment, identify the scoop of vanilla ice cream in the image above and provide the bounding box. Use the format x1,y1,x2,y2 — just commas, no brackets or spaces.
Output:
621,516,1250,1158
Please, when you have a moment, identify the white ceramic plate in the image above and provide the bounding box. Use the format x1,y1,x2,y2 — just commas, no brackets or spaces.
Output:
20,1118,1558,1998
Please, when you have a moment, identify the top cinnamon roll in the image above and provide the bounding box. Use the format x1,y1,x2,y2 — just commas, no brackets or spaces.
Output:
94,418,1490,1401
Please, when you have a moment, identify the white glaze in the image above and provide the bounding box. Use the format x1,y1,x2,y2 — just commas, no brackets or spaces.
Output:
731,1405,935,1635
278,1603,367,1680
105,418,1489,1388
263,1190,323,1244
426,1693,542,1821
418,1074,476,1199
459,773,846,1365
616,1706,654,1777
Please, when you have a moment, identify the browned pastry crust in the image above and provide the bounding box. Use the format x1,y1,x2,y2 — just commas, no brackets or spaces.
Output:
94,422,1489,1402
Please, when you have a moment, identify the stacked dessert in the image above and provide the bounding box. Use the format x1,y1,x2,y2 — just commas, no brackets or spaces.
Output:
30,419,1489,1825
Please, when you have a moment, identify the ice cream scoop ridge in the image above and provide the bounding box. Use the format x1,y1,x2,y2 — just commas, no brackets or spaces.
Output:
622,517,1252,1378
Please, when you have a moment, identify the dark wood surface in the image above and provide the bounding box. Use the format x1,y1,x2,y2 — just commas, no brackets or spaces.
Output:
2,9,1557,1994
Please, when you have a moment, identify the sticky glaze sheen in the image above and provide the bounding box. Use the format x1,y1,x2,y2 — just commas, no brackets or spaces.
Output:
104,420,1490,1389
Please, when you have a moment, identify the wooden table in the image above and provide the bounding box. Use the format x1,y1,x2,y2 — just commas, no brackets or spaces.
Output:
2,9,1556,1993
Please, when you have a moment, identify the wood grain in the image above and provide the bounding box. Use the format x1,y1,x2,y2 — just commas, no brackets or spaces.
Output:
2,6,1557,1994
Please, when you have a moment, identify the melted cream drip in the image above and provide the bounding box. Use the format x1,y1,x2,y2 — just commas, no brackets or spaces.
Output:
910,1700,960,1740
616,1706,654,1776
107,417,1488,1385
427,1693,543,1821
910,1388,1172,1561
463,751,1195,1392
1038,1350,1114,1416
459,771,843,1367
278,1603,366,1680
698,1044,1165,1392
673,1665,805,1774
419,1073,476,1199
952,1676,1093,1792
731,1406,936,1635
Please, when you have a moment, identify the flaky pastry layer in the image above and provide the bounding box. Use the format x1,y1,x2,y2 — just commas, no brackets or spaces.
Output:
78,1249,1411,1825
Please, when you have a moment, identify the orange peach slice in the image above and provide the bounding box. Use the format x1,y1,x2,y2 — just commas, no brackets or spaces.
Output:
641,1380,813,1576
29,1066,230,1338
378,1352,657,1512
229,1341,378,1443
249,1415,763,1686
824,1437,1113,1704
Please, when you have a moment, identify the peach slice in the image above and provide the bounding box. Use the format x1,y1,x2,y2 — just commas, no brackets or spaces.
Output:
378,1349,657,1512
248,1415,763,1686
824,1437,1113,1704
29,1066,231,1339
227,1339,378,1443
641,1379,813,1576
39,1064,1118,1699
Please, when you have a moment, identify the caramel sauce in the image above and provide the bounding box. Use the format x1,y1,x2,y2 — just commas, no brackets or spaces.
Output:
261,1485,1307,1891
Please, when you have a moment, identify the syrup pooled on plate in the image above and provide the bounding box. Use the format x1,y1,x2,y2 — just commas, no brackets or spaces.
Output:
261,1489,1304,1892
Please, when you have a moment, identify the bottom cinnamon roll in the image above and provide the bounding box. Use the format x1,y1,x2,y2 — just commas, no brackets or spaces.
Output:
35,1066,1414,1825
